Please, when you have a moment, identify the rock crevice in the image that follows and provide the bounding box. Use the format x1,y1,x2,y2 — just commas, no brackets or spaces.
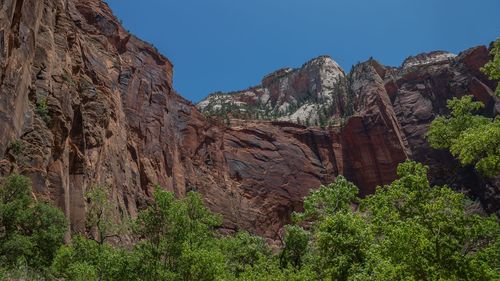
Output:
0,0,497,239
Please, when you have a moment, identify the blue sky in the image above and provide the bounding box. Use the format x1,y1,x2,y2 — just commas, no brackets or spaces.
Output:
105,0,499,102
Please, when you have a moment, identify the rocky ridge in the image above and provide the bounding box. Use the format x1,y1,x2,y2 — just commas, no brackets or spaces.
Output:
197,56,351,126
0,0,498,240
198,48,500,217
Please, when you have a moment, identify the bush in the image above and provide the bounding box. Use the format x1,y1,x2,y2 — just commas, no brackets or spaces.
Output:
8,140,23,155
36,97,50,123
3,163,493,280
0,175,67,271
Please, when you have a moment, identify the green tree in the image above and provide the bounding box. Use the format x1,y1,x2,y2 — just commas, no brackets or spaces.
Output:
85,186,123,245
53,186,134,281
235,257,316,281
279,225,309,269
133,188,224,280
44,161,499,281
315,211,372,281
289,161,499,281
0,175,67,269
428,96,500,176
52,235,140,281
53,189,226,281
481,39,500,97
289,175,365,280
359,161,499,280
294,175,358,223
220,231,270,277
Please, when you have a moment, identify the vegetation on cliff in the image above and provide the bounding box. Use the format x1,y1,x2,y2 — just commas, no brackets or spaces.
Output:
428,39,500,177
1,160,498,280
481,39,500,97
428,96,499,176
0,39,498,280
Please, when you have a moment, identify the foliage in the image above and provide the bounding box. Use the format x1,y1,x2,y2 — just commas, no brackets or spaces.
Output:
0,175,67,271
2,162,498,280
316,211,372,280
36,97,50,123
428,95,500,176
52,235,145,281
293,175,358,223
279,225,309,269
8,140,23,155
62,70,75,86
219,231,270,277
235,258,316,281
131,188,223,280
52,188,228,280
481,38,500,97
358,161,499,280
84,186,124,245
290,161,498,281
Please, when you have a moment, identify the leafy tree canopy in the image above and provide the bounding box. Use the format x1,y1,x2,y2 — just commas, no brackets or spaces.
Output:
0,174,67,276
1,162,498,281
481,39,500,97
428,95,500,176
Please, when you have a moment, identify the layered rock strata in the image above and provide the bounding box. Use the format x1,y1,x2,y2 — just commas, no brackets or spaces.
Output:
0,0,497,240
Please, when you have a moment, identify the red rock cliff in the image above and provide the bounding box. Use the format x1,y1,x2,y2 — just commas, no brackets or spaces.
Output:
0,0,497,239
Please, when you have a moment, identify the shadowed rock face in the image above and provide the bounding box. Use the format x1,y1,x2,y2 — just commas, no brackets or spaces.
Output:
0,0,497,240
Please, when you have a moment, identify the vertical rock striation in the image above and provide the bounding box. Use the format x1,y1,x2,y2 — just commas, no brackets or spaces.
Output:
0,0,497,240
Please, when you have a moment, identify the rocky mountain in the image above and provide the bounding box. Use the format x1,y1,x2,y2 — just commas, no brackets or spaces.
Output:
0,0,498,241
198,48,500,217
197,51,483,126
197,56,351,126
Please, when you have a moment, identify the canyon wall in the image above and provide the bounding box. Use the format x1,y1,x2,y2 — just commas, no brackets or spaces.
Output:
0,0,497,240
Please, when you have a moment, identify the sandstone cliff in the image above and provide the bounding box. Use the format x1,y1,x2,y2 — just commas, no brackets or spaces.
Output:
198,56,350,126
0,0,497,240
199,47,500,220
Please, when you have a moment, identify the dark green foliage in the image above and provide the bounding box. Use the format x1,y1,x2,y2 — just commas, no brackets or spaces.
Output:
428,96,500,176
52,235,143,281
481,39,500,97
220,231,270,277
1,163,498,280
8,140,23,155
358,161,499,280
280,225,309,269
315,211,371,280
131,189,224,280
294,175,358,223
288,161,499,281
52,188,229,281
0,175,67,269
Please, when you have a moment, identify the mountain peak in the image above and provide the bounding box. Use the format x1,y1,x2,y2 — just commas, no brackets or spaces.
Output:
197,55,349,125
402,51,456,68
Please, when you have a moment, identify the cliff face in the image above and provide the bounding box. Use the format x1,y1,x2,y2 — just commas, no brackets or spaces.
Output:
0,0,497,240
0,0,199,235
385,47,499,212
199,49,500,220
197,56,351,126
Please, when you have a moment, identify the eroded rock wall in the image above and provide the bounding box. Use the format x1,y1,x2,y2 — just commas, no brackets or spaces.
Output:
0,0,497,240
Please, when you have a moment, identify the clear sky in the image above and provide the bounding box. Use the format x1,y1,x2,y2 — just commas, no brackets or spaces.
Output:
105,0,499,102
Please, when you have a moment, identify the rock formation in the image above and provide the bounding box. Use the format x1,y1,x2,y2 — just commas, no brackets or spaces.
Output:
199,48,500,221
0,0,497,240
198,56,350,126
